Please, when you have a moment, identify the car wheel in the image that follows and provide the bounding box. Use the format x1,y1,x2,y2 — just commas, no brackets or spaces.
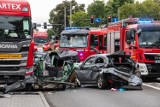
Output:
97,75,107,89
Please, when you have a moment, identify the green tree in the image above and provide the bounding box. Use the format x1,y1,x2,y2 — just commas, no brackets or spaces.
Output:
87,1,106,26
105,0,134,17
49,0,85,34
87,1,105,18
119,0,160,20
72,11,89,27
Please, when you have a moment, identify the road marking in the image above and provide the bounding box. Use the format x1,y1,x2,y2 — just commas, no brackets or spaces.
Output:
143,83,160,91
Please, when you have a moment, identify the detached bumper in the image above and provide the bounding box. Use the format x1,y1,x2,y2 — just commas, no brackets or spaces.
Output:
5,76,36,93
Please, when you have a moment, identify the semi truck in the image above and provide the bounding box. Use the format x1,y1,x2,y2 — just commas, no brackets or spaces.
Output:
0,0,35,91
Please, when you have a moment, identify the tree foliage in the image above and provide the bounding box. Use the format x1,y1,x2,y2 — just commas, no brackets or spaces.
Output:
87,1,105,18
72,11,89,27
105,0,134,17
119,0,160,20
49,0,85,34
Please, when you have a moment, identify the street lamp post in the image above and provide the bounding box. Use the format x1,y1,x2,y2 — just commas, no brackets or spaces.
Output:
70,0,72,27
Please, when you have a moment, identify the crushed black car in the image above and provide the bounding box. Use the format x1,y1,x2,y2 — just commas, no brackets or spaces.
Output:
75,50,142,90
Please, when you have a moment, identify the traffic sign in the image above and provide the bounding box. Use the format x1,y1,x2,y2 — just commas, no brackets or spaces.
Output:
95,18,101,23
112,18,119,22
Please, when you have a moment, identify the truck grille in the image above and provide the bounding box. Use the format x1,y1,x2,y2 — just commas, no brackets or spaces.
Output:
0,67,20,71
146,63,160,73
0,61,21,65
144,54,155,60
0,52,28,72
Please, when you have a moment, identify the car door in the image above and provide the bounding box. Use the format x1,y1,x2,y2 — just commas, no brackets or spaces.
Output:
77,56,96,82
92,56,108,80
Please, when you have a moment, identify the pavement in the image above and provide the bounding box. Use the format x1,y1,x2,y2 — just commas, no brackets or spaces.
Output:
0,92,50,107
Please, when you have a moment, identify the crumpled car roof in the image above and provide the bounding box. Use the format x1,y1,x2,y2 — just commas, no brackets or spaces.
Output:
108,50,130,58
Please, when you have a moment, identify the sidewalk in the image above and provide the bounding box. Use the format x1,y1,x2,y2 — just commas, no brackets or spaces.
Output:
0,92,50,107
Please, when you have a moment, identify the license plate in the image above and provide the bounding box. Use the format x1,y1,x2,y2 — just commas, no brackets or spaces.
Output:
0,54,22,59
155,60,160,63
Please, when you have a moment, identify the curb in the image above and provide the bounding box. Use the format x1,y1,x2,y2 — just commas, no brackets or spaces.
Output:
39,92,50,107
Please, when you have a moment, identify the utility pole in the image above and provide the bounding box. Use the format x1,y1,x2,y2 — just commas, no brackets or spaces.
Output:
70,1,72,27
64,7,66,28
118,8,120,20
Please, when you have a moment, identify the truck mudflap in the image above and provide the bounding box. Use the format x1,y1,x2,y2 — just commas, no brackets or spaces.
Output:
5,76,35,93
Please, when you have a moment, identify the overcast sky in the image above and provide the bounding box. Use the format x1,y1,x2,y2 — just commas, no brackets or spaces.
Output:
26,0,144,23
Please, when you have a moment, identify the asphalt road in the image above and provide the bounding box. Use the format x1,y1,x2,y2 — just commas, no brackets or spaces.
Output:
44,80,160,107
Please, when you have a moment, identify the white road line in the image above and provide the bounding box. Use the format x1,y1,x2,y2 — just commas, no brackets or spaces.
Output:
143,83,160,91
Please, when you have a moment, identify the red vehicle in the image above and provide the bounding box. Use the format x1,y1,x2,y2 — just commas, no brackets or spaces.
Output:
33,31,50,51
0,0,34,89
106,18,160,78
60,27,107,61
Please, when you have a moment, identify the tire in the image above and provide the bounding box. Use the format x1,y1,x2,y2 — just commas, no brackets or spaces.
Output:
97,75,107,89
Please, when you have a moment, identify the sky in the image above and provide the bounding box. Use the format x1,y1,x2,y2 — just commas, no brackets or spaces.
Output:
26,0,144,24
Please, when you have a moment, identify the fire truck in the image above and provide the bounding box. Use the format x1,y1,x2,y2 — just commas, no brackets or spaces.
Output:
106,18,160,78
60,27,107,61
33,31,50,51
0,0,35,90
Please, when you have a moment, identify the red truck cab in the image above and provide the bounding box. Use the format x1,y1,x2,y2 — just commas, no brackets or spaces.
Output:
33,31,50,51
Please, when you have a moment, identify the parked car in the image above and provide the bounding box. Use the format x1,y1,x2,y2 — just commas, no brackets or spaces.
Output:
75,50,142,89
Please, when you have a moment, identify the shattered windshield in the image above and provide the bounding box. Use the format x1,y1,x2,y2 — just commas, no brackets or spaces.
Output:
0,16,31,42
60,34,88,48
138,31,160,48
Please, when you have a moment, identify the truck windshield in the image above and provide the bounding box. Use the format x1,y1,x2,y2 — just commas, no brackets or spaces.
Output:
0,16,31,42
34,37,48,44
60,34,88,48
138,31,160,48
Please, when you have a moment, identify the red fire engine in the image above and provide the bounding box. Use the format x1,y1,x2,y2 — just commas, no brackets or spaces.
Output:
0,0,34,89
106,18,160,78
33,31,50,51
60,27,107,61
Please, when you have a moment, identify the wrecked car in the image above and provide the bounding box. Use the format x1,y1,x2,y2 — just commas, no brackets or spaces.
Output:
33,49,80,90
75,50,142,89
3,50,80,93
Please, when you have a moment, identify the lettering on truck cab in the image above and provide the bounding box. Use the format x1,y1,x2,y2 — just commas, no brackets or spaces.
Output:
0,3,21,10
0,44,18,49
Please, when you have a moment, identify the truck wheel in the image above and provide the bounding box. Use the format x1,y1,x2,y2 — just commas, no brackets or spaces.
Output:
97,75,107,89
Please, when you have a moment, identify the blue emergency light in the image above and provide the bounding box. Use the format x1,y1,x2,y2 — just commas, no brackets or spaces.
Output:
65,27,89,30
138,18,153,24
